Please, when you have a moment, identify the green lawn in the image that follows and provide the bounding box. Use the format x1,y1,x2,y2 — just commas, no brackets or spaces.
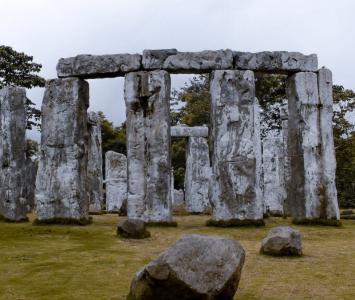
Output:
0,214,354,300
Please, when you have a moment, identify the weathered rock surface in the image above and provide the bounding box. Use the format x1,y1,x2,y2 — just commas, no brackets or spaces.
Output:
87,111,103,212
262,130,286,215
142,49,233,73
128,234,245,300
35,78,90,223
184,137,211,214
260,226,302,256
125,70,172,223
172,189,185,211
24,157,38,212
0,87,28,221
105,151,127,213
170,125,208,137
234,51,318,73
209,70,263,224
57,54,142,78
286,71,340,223
142,49,178,69
317,68,340,220
117,218,150,239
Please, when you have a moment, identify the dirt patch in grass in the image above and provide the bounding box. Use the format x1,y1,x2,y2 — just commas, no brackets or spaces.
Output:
0,214,354,299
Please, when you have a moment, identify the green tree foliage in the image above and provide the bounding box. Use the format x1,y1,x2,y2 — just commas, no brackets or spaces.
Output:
0,45,45,130
98,111,126,156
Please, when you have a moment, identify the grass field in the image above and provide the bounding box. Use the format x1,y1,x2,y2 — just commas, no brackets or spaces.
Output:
0,214,354,300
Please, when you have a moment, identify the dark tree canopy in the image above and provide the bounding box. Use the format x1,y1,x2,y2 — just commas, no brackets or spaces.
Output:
0,45,45,130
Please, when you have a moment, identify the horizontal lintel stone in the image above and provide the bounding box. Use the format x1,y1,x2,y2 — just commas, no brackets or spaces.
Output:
143,49,234,73
171,126,208,137
57,54,142,79
234,51,318,73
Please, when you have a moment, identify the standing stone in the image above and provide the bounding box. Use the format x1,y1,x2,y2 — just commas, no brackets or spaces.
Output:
280,103,290,215
24,157,38,212
105,151,127,213
184,136,211,214
286,71,340,224
125,70,173,224
262,130,286,216
35,78,90,224
208,70,263,225
317,68,340,220
0,87,28,221
87,111,103,212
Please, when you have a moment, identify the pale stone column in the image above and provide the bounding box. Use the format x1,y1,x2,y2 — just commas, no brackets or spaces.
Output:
286,71,340,223
105,151,127,213
262,130,286,216
184,136,211,214
318,68,340,220
87,111,103,212
0,87,28,221
124,70,172,224
280,104,290,215
209,70,263,225
35,78,90,224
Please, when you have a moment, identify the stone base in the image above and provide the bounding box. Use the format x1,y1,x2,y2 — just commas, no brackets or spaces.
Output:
292,218,341,227
206,218,265,227
146,221,178,227
341,215,355,220
263,211,284,218
33,217,92,226
0,214,29,223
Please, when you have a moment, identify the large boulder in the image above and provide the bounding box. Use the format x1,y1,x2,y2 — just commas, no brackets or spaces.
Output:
117,219,150,239
260,226,302,256
128,234,245,300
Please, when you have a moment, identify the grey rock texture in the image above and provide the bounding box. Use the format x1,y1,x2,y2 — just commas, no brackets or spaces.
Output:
0,87,28,221
125,70,172,223
286,71,339,222
105,151,127,213
170,125,208,137
209,70,263,223
172,189,185,212
127,234,245,300
262,130,286,215
24,157,38,212
234,51,318,73
143,49,233,73
35,78,90,222
57,54,141,79
317,68,340,220
87,111,103,212
142,49,178,69
117,218,151,239
260,226,302,256
184,137,211,214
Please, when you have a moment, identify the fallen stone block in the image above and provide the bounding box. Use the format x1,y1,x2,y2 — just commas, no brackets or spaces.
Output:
260,226,302,256
117,219,151,239
127,234,245,300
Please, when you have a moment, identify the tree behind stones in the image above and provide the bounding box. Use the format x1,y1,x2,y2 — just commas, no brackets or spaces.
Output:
0,45,45,130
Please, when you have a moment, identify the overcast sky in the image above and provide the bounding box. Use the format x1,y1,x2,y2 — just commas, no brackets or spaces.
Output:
1,0,354,140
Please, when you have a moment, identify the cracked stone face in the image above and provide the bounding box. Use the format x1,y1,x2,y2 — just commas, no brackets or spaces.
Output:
209,70,263,221
87,111,103,212
35,78,90,221
105,151,127,213
286,71,339,221
124,70,172,222
184,136,211,214
0,87,28,221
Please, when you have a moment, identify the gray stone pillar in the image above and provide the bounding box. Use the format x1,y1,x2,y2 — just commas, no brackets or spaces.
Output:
184,136,211,213
105,151,127,213
262,130,286,216
286,71,340,224
35,78,90,224
25,157,38,212
209,70,263,225
0,87,28,221
124,70,173,224
318,68,340,220
87,111,103,212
